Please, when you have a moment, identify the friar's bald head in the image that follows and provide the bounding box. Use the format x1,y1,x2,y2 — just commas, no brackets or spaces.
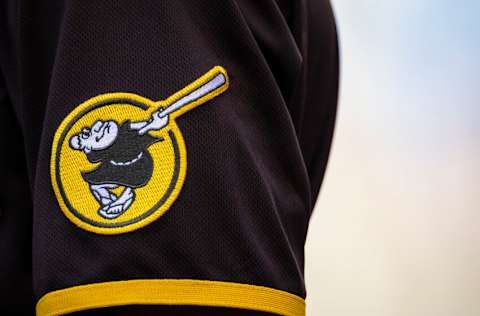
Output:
70,120,119,154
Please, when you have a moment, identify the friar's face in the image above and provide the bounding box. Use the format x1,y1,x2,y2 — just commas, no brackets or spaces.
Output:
70,120,119,153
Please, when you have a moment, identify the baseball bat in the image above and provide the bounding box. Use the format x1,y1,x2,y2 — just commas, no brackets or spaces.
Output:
158,71,227,117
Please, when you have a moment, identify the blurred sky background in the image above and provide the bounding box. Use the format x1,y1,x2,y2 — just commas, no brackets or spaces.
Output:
305,1,480,315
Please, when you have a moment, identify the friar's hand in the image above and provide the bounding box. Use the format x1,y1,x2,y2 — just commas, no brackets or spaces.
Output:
151,109,169,129
138,109,169,135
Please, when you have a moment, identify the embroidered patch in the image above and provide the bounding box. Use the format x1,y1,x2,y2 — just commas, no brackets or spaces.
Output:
50,66,229,234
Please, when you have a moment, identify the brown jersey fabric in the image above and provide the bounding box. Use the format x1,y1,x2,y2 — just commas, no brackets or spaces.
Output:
0,0,338,315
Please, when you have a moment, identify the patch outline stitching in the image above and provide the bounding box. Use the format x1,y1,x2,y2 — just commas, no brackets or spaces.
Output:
50,66,229,234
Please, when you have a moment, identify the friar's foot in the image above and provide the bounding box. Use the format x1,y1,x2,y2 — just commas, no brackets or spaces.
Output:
98,204,124,219
91,184,118,206
98,188,135,220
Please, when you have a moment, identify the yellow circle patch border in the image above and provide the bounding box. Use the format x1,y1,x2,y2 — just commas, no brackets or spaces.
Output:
50,66,229,235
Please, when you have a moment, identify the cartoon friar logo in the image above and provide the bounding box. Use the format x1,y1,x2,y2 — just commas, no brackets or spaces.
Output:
51,66,229,234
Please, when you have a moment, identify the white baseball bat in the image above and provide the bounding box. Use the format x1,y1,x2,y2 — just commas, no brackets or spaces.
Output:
159,72,227,117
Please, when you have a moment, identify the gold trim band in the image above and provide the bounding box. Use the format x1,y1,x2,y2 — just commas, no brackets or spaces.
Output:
36,279,305,316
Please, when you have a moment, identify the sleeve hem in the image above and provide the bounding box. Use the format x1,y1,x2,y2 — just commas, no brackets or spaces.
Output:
36,278,305,316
